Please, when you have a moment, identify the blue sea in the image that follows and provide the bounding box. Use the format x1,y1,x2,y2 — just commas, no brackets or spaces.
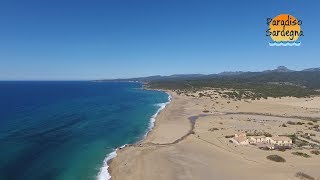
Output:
0,81,170,180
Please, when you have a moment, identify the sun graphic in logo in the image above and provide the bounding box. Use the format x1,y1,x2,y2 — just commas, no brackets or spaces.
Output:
266,14,304,46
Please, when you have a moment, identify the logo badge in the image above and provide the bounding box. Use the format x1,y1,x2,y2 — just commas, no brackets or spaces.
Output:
266,14,303,46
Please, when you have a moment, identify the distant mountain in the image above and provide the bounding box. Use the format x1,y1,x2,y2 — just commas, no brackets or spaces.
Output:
217,71,246,76
96,75,163,83
263,66,294,73
98,74,205,83
98,66,320,89
216,66,294,78
167,74,205,78
302,68,320,72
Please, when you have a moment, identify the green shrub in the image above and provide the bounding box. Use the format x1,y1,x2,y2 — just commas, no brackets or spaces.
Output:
292,152,311,158
295,172,315,180
287,121,296,125
297,122,304,125
266,155,286,162
208,127,219,132
310,150,320,155
225,135,234,138
263,132,272,137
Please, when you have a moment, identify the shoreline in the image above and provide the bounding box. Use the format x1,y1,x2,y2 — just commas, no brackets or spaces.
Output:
144,90,172,139
97,89,172,180
108,90,194,179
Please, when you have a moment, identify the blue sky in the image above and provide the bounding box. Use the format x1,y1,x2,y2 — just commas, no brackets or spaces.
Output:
0,0,319,80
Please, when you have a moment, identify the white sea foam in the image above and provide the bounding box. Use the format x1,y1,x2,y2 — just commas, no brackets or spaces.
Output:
96,92,171,180
96,151,117,180
97,144,129,180
146,93,172,135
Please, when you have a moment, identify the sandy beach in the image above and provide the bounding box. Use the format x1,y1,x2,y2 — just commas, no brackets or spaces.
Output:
109,90,320,180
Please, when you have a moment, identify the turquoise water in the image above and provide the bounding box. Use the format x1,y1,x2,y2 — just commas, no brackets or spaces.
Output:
0,81,169,180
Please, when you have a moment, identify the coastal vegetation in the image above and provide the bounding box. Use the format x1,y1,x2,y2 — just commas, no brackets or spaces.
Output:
145,71,320,98
149,81,319,99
